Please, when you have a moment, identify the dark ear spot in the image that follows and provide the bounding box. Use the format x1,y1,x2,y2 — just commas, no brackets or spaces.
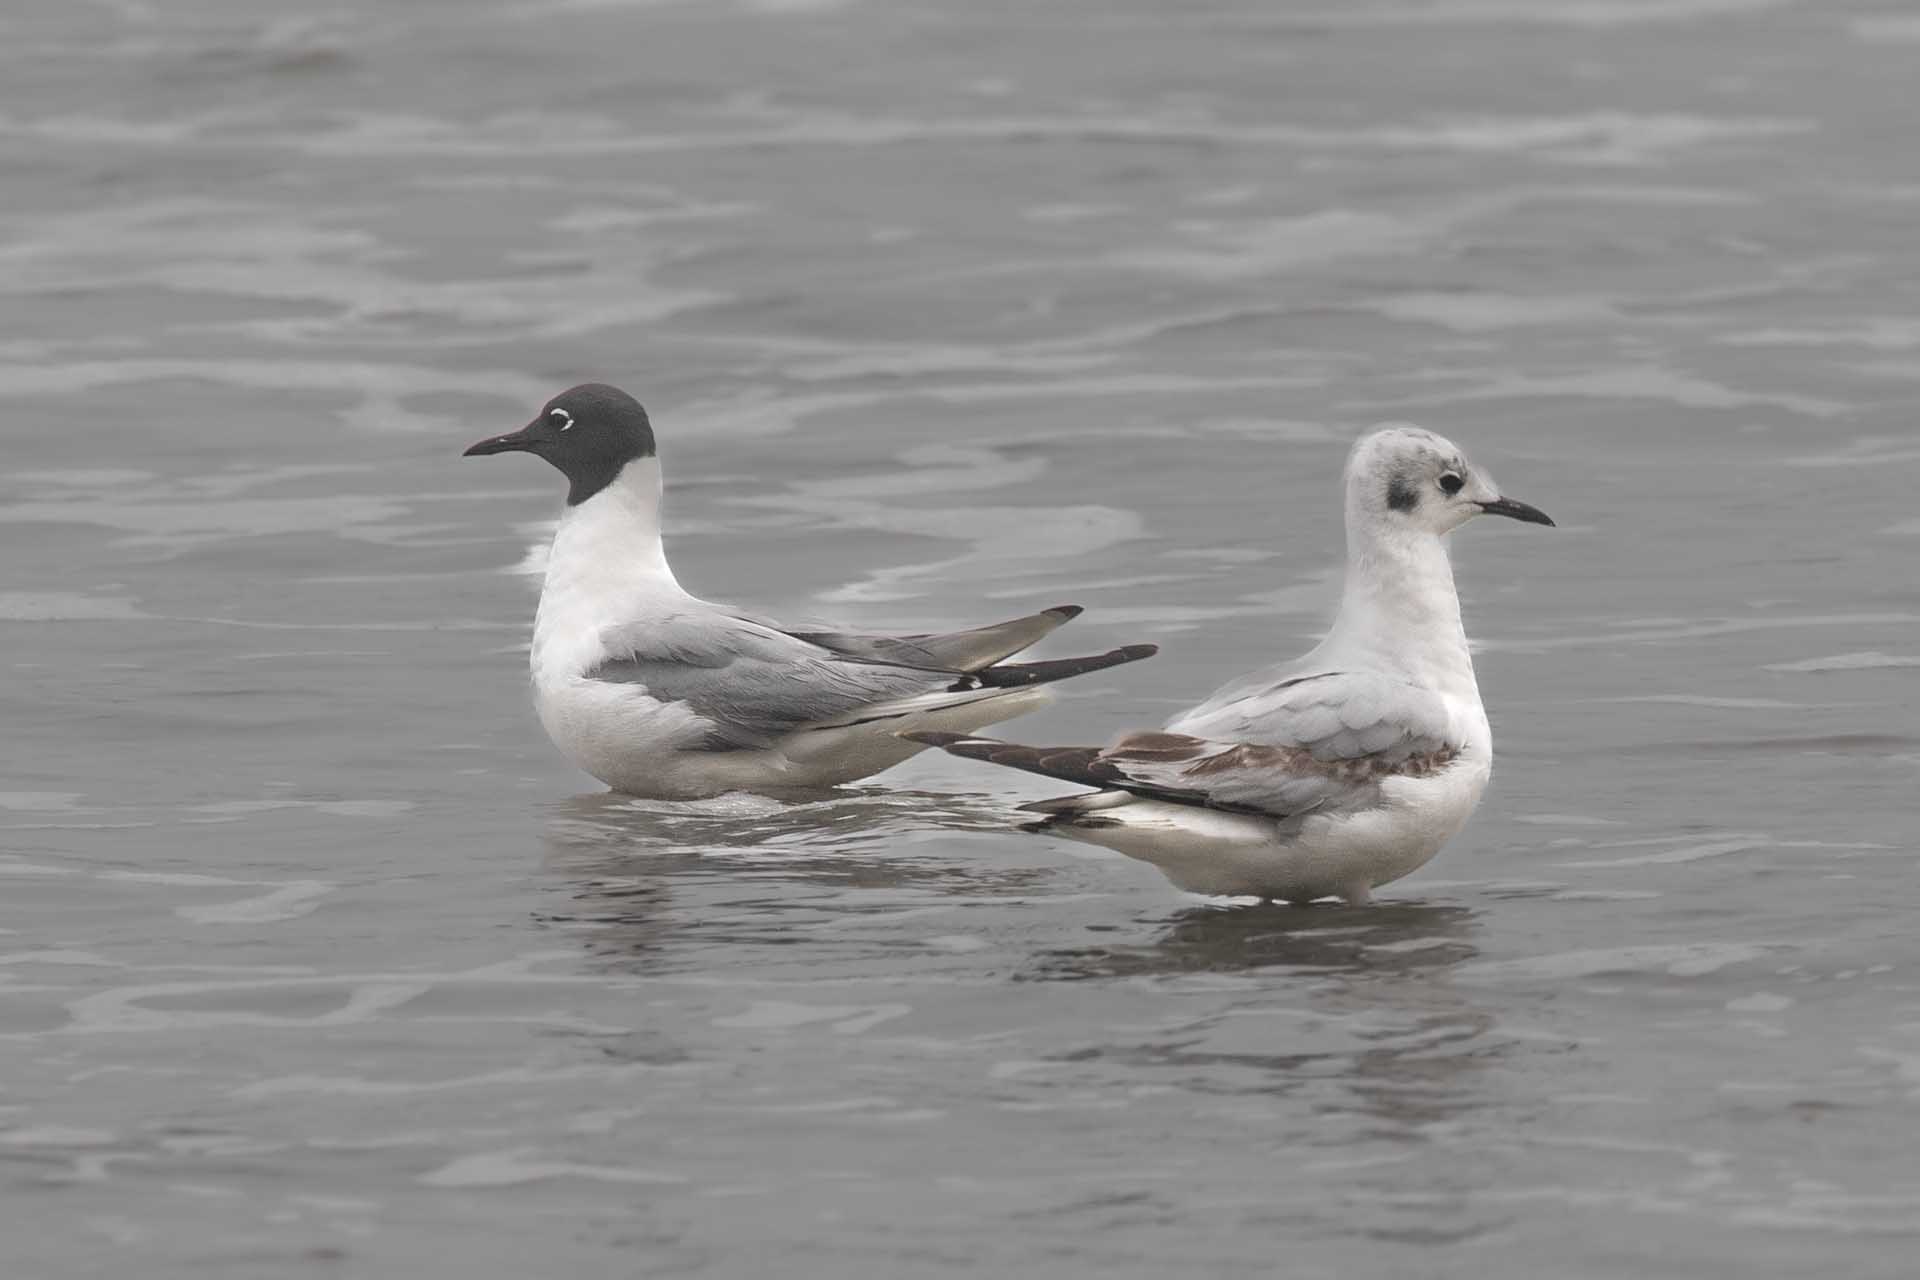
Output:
1386,474,1419,513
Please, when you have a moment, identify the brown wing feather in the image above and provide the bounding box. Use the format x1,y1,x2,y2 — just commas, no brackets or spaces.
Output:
908,729,1460,821
940,739,1111,788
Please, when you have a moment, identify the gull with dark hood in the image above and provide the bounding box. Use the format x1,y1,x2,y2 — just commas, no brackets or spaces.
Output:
463,383,1156,799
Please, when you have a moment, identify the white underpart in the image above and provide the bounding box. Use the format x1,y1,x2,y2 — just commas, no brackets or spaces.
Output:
527,460,1050,797
1047,770,1487,905
1054,431,1501,903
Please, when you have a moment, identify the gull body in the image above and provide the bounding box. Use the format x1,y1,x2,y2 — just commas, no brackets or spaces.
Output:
909,427,1553,904
466,384,1155,799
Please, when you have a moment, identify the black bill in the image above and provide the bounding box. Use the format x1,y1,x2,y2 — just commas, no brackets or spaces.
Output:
463,423,541,456
1478,496,1555,526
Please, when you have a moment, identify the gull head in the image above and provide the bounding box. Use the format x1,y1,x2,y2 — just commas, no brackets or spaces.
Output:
464,383,658,506
1346,424,1553,536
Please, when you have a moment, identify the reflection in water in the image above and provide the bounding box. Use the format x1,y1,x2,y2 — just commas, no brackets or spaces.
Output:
544,784,1018,852
536,786,1501,1138
537,786,1057,967
1018,902,1495,1130
1022,900,1479,980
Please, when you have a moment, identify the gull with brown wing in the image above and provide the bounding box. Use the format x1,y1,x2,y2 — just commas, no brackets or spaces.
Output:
907,426,1553,904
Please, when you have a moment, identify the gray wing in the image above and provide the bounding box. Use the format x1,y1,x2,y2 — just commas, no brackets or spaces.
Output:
1083,725,1459,820
592,611,941,750
918,719,1463,822
774,604,1082,673
936,670,1463,820
1166,669,1455,764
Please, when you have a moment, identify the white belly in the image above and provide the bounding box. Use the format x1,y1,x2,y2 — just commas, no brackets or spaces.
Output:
1049,756,1492,903
532,676,767,797
532,674,1055,799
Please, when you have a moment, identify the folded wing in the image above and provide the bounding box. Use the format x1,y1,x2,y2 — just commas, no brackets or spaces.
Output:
780,604,1084,673
1167,669,1454,764
591,605,1154,752
907,670,1461,820
593,612,941,749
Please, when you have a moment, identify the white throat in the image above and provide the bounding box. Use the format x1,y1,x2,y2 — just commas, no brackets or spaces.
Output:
1324,510,1478,697
533,458,687,682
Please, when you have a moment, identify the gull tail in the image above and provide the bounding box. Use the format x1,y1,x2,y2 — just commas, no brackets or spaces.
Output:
962,643,1158,689
789,604,1094,673
899,731,1157,824
900,731,1114,788
816,645,1156,736
802,647,1143,739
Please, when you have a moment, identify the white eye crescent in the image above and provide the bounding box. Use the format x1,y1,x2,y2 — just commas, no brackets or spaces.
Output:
549,408,573,430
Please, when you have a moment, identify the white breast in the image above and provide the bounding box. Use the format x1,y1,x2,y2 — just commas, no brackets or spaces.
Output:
523,460,733,789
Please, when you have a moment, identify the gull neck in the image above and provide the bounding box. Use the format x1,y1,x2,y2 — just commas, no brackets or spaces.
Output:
1327,514,1477,694
544,457,681,599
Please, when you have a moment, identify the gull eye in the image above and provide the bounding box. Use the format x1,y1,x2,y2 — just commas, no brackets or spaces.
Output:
549,408,573,431
1438,472,1464,495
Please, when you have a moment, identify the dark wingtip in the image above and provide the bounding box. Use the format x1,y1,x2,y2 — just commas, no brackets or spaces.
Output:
1043,604,1085,621
898,730,972,749
970,642,1160,688
943,739,1006,761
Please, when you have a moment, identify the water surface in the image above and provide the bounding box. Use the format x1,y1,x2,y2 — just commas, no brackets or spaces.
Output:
3,0,1918,1274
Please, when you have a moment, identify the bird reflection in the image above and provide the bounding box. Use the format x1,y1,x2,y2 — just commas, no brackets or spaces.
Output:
1021,899,1478,981
545,783,1015,852
536,785,1057,968
534,789,1502,1132
1020,898,1493,1130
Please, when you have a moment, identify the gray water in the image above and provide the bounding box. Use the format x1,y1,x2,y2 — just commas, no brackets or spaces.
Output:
4,0,1918,1274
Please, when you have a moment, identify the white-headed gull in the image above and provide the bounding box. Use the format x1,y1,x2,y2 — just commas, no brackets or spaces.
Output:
907,426,1553,904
